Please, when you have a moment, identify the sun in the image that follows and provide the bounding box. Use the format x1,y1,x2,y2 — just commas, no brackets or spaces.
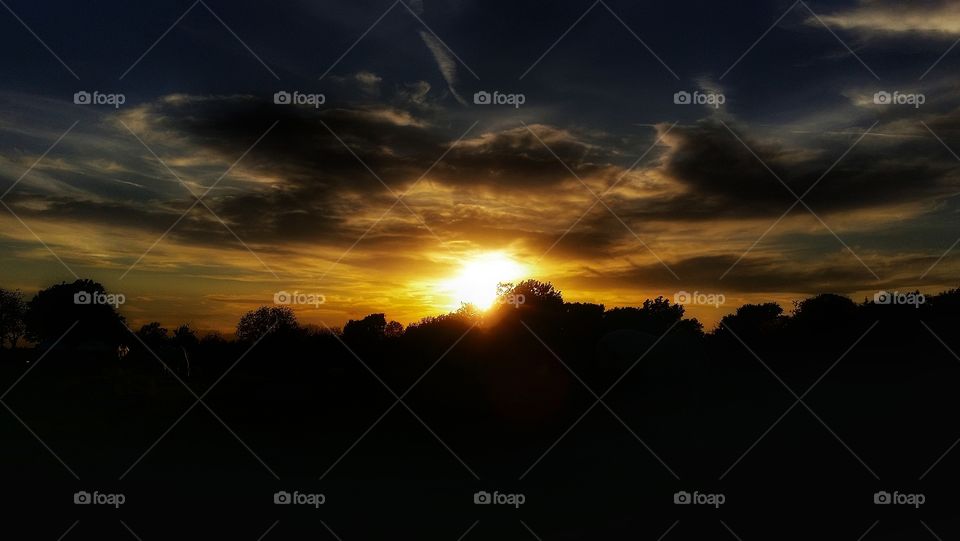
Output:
444,253,527,311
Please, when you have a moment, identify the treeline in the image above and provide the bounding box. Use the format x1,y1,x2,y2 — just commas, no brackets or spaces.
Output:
1,278,958,356
3,277,958,445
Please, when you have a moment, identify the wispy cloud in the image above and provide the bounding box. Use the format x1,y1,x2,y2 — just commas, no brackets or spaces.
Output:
818,1,960,37
419,30,468,105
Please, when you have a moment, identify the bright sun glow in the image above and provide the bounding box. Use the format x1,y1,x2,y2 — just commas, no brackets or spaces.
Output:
444,253,527,310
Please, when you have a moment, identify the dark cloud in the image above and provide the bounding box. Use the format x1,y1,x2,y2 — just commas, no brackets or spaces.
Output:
111,93,960,244
4,190,355,249
602,118,960,223
69,94,626,246
130,95,622,192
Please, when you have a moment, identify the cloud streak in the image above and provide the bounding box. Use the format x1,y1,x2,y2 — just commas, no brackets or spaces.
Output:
818,0,960,37
419,31,468,105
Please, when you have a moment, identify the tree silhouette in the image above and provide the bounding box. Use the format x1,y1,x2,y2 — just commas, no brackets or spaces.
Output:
236,306,298,342
790,293,860,347
562,302,605,336
407,305,480,338
605,297,699,335
138,322,169,348
717,302,785,345
25,279,125,347
384,320,404,338
343,313,388,343
172,324,199,350
0,288,27,349
497,279,564,311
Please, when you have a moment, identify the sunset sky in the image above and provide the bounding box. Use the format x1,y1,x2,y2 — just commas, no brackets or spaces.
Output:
1,0,959,332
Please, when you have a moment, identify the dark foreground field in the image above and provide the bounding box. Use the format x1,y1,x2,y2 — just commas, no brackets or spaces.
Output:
2,289,960,539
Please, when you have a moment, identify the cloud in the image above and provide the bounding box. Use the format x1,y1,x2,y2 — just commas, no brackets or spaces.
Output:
9,91,960,247
2,95,623,255
331,71,384,96
419,31,468,105
397,81,433,106
7,92,960,262
117,94,627,195
636,118,960,221
818,0,960,37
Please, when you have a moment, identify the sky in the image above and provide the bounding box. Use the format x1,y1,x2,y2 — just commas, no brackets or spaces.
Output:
1,0,959,332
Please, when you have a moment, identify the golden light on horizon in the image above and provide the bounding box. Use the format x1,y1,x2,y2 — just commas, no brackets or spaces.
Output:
442,252,527,311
